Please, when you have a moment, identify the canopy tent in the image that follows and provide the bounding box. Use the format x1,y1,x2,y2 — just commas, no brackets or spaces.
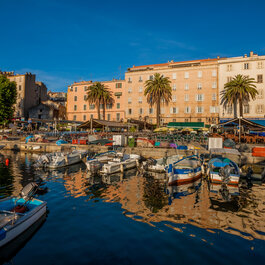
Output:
167,122,205,130
78,119,137,131
218,118,265,131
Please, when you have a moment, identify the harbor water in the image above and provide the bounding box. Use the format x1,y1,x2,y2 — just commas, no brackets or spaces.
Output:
0,150,265,265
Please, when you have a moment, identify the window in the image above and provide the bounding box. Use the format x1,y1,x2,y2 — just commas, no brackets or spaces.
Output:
139,86,143,92
184,83,189,90
212,81,217,89
172,84,176,91
184,94,189,101
18,85,22,91
198,71,202,78
257,74,263,83
227,77,233,82
83,115,86,121
196,94,204,101
138,97,142,103
90,114,93,119
227,106,233,114
73,115,76,121
89,104,95,110
196,106,204,113
128,87,132,93
170,107,179,114
128,77,132,83
149,108,154,114
210,106,218,113
173,119,176,122
75,87,77,92
257,61,263,69
117,103,120,109
244,63,249,70
107,114,111,121
100,104,104,109
227,64,232,72
257,89,264,99
161,108,165,114
116,83,122,88
172,95,176,102
243,105,250,114
128,97,132,104
106,104,112,109
70,86,73,92
84,95,87,100
74,96,77,101
18,94,21,98
84,105,87,110
212,93,217,100
212,70,217,77
74,105,77,111
256,104,264,113
116,113,120,121
128,109,132,115
184,72,189,79
161,98,165,104
184,106,191,113
197,118,202,122
84,86,88,91
185,118,189,122
197,83,202,90
139,108,143,115
172,73,177,80
139,76,143,82
149,75,154,80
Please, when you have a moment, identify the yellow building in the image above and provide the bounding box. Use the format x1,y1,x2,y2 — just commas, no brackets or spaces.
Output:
124,58,219,125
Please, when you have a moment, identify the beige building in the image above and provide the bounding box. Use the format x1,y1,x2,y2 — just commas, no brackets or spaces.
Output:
218,52,265,121
125,58,220,125
67,79,125,122
0,71,47,118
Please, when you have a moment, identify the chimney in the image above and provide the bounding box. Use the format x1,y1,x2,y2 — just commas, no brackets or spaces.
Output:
244,54,247,58
250,51,254,57
217,56,220,59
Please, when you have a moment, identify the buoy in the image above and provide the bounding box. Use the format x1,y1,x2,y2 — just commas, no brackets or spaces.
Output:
5,159,9,166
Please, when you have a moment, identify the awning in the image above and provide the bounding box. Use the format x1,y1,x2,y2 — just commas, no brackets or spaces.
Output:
218,118,265,131
78,119,136,129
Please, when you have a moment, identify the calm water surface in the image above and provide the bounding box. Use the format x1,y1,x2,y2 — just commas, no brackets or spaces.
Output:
0,150,265,265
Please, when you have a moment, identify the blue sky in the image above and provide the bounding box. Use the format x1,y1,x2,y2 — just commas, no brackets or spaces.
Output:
1,0,265,91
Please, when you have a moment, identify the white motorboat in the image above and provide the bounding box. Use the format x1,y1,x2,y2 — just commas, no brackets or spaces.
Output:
0,183,47,248
100,154,140,174
36,150,87,169
167,156,202,186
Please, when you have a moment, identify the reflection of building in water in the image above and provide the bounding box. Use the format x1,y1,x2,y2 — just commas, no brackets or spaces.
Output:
63,170,88,198
102,176,265,240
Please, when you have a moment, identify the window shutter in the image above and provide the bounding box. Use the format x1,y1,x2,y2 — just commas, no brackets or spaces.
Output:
170,107,173,114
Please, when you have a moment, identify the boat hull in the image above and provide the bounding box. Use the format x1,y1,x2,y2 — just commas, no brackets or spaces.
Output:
168,169,202,186
209,173,240,185
101,159,138,174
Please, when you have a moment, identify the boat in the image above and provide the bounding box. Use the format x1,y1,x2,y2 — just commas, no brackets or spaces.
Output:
167,155,202,186
0,182,47,248
35,150,88,169
207,157,240,185
100,154,140,174
142,155,182,173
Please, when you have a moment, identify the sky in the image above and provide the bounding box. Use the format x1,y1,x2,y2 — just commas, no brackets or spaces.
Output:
1,0,265,92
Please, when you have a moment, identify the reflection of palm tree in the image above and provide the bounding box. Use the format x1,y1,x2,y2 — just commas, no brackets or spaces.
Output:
143,177,167,213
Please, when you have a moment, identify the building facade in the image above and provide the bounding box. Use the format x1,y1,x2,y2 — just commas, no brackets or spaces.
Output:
125,59,219,125
0,71,48,118
218,52,265,121
67,79,125,122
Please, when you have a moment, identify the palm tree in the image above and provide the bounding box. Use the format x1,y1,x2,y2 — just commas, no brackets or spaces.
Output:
86,82,114,120
220,74,258,118
144,73,172,127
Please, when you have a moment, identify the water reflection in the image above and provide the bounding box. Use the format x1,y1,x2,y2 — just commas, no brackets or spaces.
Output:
1,151,265,243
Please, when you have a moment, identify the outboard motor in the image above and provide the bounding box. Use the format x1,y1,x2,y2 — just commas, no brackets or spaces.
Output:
20,182,38,201
219,165,232,184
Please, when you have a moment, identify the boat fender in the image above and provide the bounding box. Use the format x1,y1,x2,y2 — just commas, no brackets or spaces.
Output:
11,205,29,213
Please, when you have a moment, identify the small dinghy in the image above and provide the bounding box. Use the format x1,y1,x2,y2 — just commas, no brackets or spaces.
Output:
167,156,202,186
36,150,87,169
207,157,240,185
0,182,47,248
100,154,140,174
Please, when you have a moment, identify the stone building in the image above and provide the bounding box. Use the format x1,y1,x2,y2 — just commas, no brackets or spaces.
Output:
218,52,265,122
67,79,125,122
47,91,67,106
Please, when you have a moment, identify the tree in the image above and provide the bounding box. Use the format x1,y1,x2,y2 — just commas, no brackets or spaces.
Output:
144,73,172,127
0,75,17,125
86,82,115,120
220,74,258,118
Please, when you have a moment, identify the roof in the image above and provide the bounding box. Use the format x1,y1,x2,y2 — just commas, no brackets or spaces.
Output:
126,118,155,129
218,118,265,131
78,119,135,129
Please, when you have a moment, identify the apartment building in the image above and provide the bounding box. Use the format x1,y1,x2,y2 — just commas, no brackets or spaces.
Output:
218,52,265,121
67,79,125,122
125,58,219,125
0,71,47,118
